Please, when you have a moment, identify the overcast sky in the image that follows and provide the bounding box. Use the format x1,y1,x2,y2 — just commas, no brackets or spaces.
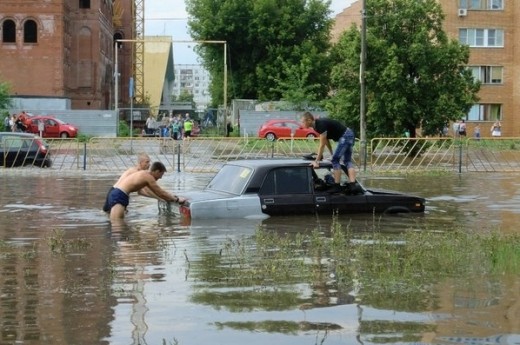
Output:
145,0,358,64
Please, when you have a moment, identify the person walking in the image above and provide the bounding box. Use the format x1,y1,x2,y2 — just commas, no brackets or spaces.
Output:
3,115,10,132
473,124,481,140
301,111,361,194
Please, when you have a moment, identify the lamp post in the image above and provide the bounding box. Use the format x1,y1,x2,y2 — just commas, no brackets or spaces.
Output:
359,0,368,171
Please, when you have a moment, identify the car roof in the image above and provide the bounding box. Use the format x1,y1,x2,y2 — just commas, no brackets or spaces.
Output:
0,132,40,138
263,119,298,124
227,158,330,169
222,159,334,193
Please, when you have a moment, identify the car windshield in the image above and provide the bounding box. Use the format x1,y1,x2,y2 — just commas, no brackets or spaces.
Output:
205,164,253,195
52,118,66,124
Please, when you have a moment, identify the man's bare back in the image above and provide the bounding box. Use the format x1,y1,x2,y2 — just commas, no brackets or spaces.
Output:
108,162,185,219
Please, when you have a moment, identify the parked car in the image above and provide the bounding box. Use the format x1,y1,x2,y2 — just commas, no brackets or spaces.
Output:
161,158,425,220
26,115,79,138
258,119,319,141
0,132,52,168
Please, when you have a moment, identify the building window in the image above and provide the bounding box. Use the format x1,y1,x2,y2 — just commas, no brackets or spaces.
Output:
469,66,503,84
467,104,502,121
79,0,91,9
459,0,503,10
23,20,37,43
459,28,504,47
2,19,16,43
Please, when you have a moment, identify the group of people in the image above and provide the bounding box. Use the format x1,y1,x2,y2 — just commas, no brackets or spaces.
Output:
451,119,503,139
103,153,185,220
105,112,360,221
144,113,199,140
3,111,31,132
103,113,506,220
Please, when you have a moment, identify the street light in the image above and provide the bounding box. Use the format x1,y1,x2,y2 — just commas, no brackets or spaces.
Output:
359,0,368,171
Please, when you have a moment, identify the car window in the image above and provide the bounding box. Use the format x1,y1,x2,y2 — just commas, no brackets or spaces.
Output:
2,137,29,149
260,167,311,195
206,164,252,195
286,122,299,131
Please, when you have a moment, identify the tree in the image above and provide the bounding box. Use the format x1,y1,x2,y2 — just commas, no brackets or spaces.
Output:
0,79,11,110
186,0,333,106
327,0,480,138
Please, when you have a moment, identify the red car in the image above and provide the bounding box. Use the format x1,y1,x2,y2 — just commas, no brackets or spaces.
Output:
258,119,319,141
26,115,79,138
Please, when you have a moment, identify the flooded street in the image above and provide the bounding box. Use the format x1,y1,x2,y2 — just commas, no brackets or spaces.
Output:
0,170,519,345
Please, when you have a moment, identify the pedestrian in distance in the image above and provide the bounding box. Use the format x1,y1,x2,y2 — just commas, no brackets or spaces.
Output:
491,121,502,137
473,124,481,140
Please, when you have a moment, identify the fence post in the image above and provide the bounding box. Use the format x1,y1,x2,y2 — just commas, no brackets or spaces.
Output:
176,141,181,172
83,141,87,170
458,139,463,174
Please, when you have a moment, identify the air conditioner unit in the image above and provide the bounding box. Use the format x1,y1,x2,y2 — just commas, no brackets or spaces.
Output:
458,8,468,17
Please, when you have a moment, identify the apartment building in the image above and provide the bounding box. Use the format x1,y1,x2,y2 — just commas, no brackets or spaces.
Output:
333,0,517,137
173,64,212,110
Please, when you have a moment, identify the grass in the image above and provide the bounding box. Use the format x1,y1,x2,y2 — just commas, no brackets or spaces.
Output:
188,218,520,312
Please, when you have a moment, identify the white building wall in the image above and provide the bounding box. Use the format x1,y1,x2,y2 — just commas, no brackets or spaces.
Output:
173,64,211,109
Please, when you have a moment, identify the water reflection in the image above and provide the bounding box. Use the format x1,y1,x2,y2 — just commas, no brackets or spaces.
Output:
0,172,519,344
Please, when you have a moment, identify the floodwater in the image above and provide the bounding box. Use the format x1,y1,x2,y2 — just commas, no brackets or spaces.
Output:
0,170,519,345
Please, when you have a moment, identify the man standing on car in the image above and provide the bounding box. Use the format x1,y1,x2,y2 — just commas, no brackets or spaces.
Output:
301,111,360,193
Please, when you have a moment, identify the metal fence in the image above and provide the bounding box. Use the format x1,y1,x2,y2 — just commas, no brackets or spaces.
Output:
4,136,520,173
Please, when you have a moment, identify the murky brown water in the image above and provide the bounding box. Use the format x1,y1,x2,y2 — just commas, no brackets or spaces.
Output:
0,170,519,345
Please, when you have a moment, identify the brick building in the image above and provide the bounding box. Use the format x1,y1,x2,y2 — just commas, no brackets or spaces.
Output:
333,0,517,137
0,0,134,110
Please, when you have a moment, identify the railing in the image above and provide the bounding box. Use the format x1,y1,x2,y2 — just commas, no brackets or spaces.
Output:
4,136,520,173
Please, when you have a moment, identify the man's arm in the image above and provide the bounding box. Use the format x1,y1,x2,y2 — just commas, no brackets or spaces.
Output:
146,179,176,202
138,186,161,199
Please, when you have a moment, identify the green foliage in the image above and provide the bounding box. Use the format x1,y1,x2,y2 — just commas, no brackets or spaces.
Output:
172,89,195,105
118,120,131,137
327,0,480,138
186,0,333,106
0,80,12,111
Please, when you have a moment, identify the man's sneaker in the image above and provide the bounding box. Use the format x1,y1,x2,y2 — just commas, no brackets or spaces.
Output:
327,183,343,194
346,182,364,195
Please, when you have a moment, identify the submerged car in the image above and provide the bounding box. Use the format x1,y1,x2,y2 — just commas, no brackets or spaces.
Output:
26,115,79,138
162,159,425,220
0,132,52,168
258,119,319,141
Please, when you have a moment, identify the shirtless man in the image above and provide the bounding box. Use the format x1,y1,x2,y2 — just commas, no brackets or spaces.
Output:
102,153,151,212
106,161,185,219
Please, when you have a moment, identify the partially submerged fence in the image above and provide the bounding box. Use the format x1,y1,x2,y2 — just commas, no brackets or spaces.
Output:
4,136,520,173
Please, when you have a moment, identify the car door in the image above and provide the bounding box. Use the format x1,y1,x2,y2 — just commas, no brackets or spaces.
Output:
289,121,309,138
274,122,292,138
44,119,59,137
312,168,369,214
259,166,315,216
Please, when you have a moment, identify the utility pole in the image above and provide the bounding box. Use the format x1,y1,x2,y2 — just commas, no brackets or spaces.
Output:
359,0,367,172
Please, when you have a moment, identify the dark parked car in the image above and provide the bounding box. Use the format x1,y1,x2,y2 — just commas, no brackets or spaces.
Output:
258,119,319,141
0,132,52,168
162,158,425,220
26,115,79,138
